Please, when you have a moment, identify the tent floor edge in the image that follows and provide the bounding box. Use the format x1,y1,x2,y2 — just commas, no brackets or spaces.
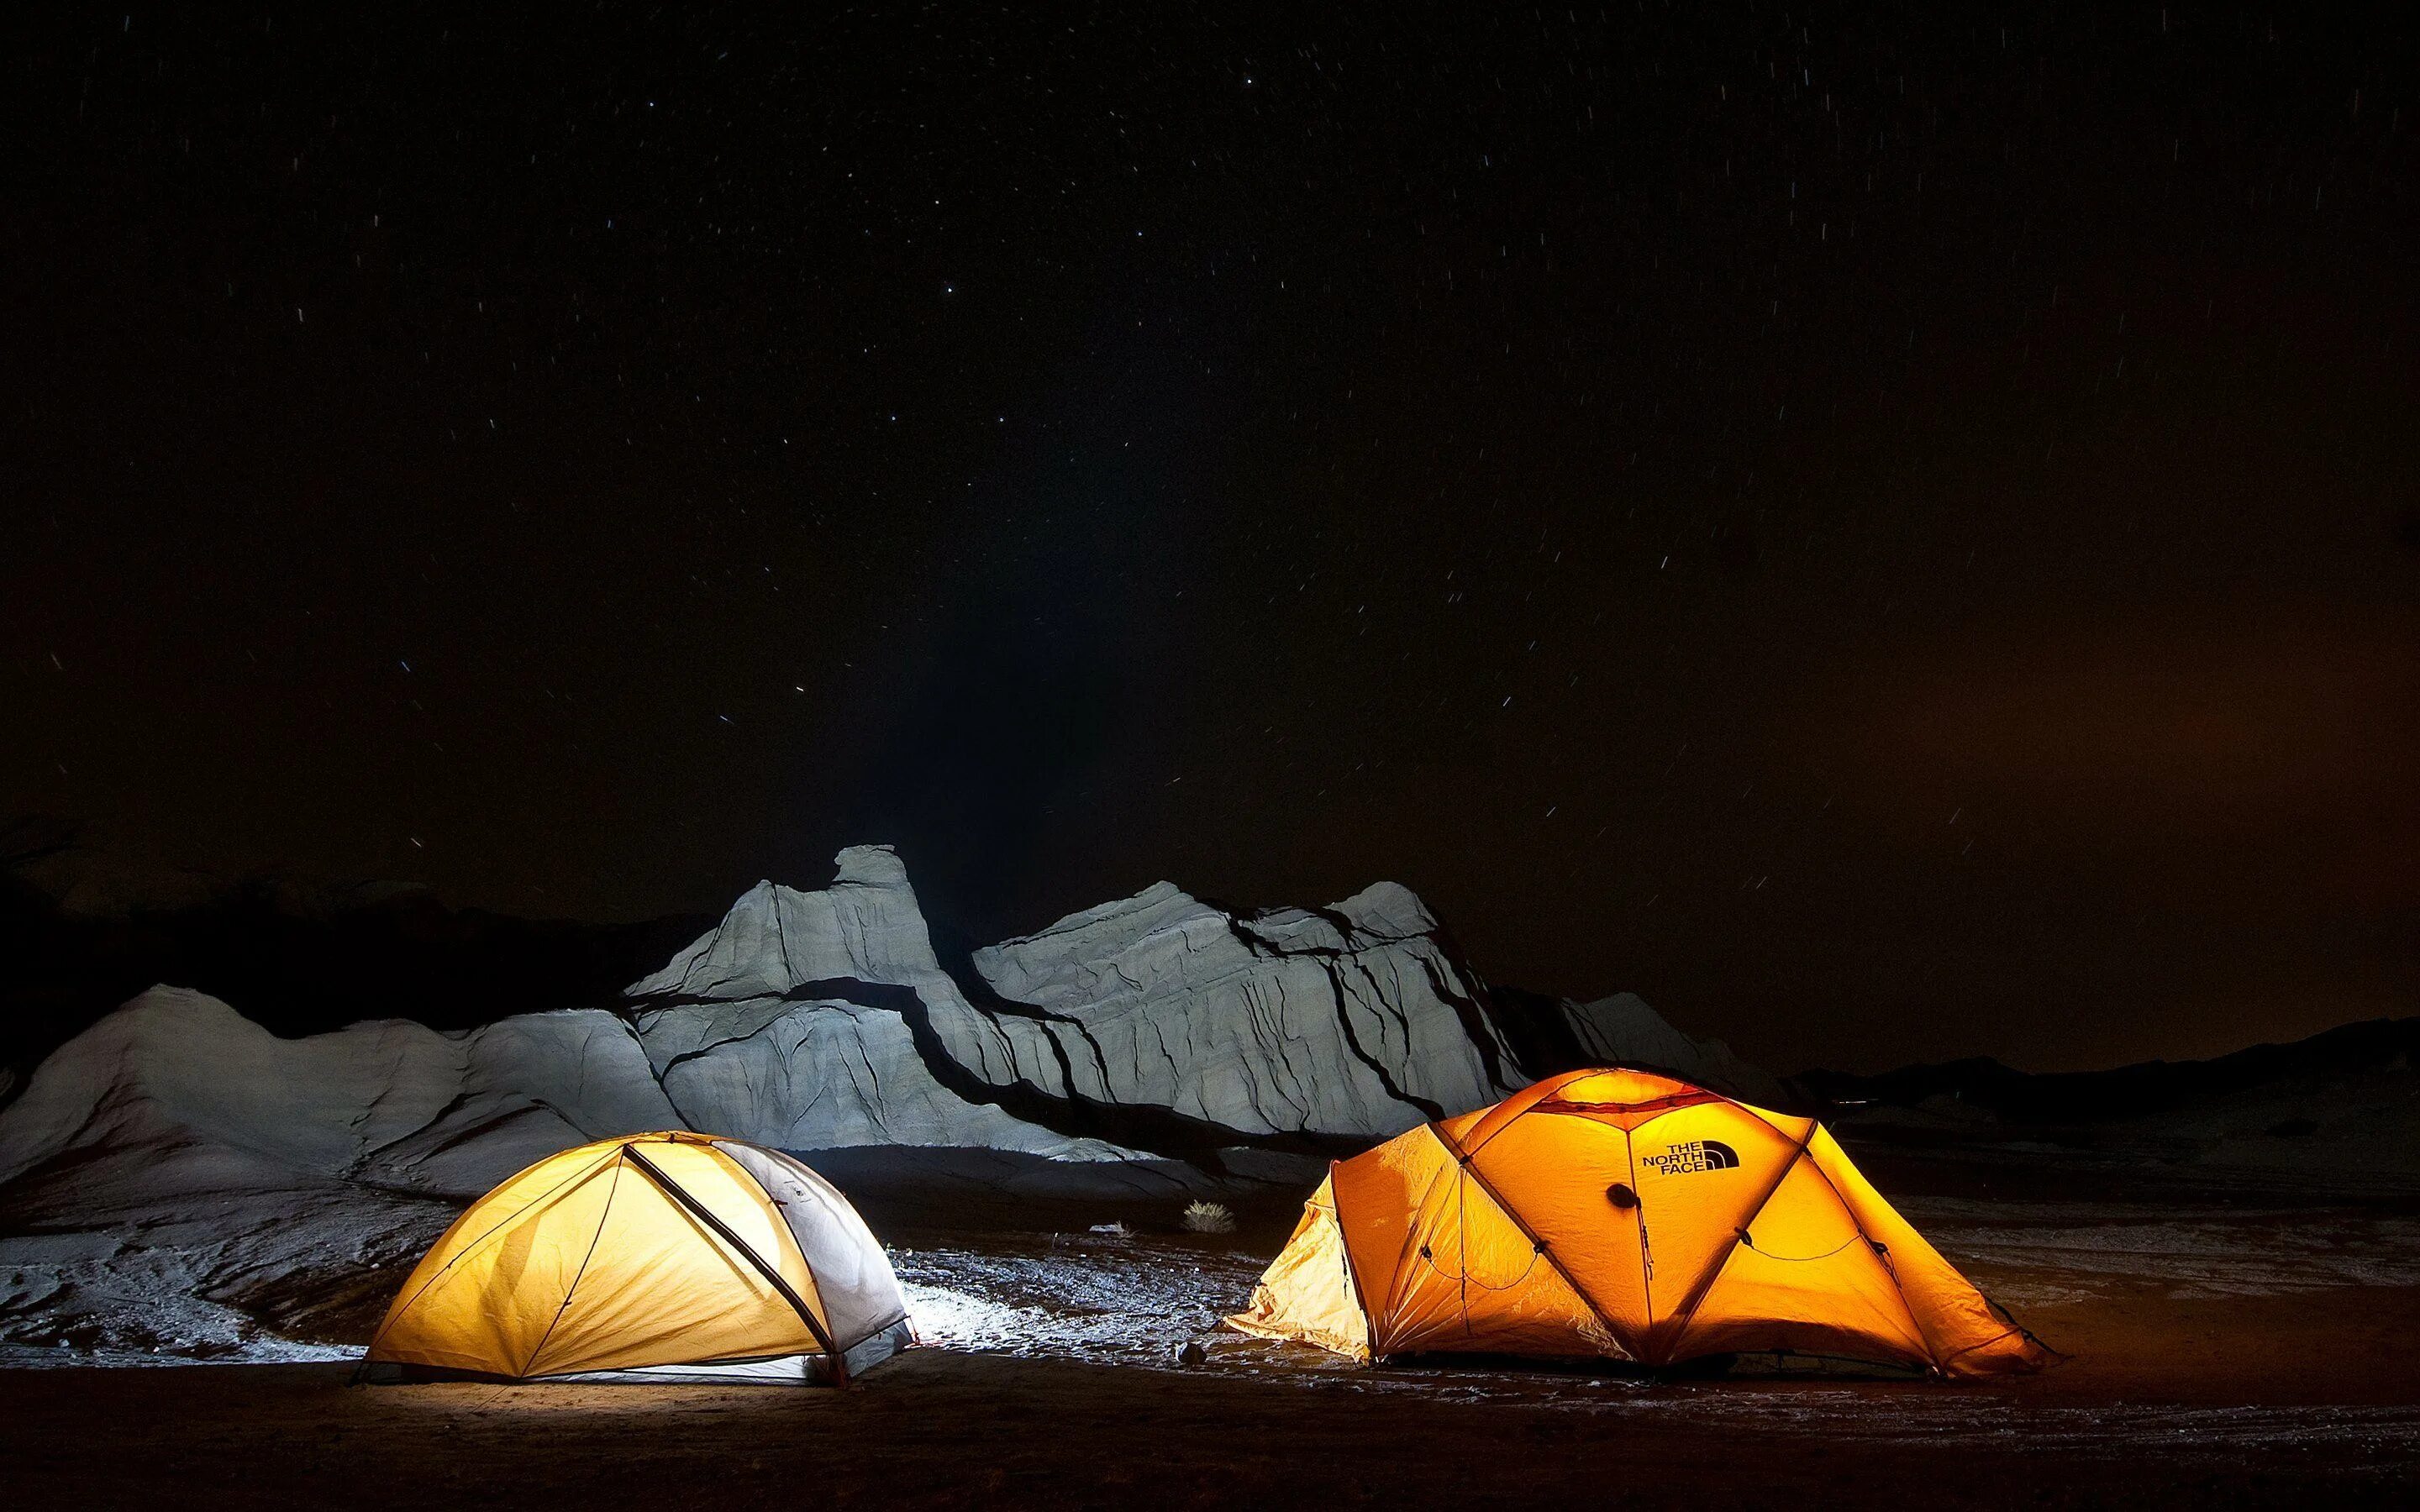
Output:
356,1337,913,1388
834,1316,915,1381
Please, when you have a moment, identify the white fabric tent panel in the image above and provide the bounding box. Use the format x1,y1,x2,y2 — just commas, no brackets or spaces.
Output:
713,1141,912,1353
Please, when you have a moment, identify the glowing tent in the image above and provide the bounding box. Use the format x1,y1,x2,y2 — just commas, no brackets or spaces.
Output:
363,1131,913,1384
1228,1069,2049,1378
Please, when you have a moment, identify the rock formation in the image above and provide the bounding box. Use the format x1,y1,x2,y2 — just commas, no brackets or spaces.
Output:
622,848,1137,1161
967,879,1514,1142
0,987,676,1358
0,843,1774,1357
1,844,1778,1195
0,988,680,1202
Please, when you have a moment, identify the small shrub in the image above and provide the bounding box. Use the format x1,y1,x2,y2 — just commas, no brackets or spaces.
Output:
1181,1200,1236,1234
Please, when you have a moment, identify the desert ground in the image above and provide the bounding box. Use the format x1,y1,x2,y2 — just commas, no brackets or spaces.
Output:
5,1147,2417,1510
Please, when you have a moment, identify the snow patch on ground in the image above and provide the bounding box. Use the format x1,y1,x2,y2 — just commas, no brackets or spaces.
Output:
881,1228,2420,1455
0,1181,452,1366
894,1232,1269,1368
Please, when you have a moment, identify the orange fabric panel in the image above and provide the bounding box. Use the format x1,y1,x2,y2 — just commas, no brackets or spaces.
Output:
1328,1126,1455,1333
1551,1068,1699,1105
1804,1127,2049,1377
1619,1104,1814,1350
1668,1149,1931,1368
1528,1071,1723,1133
1449,1070,1591,1152
1380,1158,1624,1359
1453,1108,1650,1346
1432,1105,1492,1150
366,1144,625,1377
1223,1176,1372,1361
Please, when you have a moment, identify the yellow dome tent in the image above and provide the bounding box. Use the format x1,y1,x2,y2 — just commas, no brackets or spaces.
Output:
1228,1069,2049,1378
362,1131,913,1385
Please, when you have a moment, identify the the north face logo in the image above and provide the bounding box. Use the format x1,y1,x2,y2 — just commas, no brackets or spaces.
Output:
1640,1139,1739,1175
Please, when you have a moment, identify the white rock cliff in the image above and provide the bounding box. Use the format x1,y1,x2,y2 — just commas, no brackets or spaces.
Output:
0,844,1770,1357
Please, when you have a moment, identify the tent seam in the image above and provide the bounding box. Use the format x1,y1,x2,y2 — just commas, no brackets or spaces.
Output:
366,1148,623,1352
1434,1121,1636,1361
1376,1137,1455,1336
1793,1135,1942,1369
1321,1163,1381,1362
620,1144,846,1380
702,1142,835,1345
518,1151,628,1378
1655,1115,1819,1365
755,1144,906,1352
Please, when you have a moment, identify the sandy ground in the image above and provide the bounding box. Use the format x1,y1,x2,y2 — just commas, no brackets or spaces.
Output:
6,1150,2420,1509
2,1290,2416,1510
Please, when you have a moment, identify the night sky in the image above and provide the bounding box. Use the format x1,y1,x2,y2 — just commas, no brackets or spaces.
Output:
9,7,2417,1075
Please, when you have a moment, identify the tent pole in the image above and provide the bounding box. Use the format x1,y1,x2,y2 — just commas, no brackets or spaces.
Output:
1428,1125,1637,1363
1655,1117,1820,1363
621,1143,851,1386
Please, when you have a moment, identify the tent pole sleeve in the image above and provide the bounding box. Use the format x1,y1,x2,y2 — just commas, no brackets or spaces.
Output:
1788,1128,1954,1370
1430,1125,1637,1362
1656,1116,1819,1362
1322,1162,1383,1362
622,1144,850,1384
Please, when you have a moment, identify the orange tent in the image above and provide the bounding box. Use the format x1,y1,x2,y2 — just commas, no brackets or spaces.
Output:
1228,1068,2048,1378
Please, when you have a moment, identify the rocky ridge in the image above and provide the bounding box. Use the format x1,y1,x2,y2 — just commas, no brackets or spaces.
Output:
0,844,1771,1357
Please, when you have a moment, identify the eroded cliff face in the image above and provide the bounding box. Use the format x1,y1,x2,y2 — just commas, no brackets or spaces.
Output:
965,879,1518,1141
0,845,1775,1203
0,843,1771,1357
619,848,1536,1160
621,849,1137,1162
0,987,678,1360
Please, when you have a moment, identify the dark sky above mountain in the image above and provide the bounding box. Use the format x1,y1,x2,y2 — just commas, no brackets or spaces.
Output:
8,6,2416,1074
